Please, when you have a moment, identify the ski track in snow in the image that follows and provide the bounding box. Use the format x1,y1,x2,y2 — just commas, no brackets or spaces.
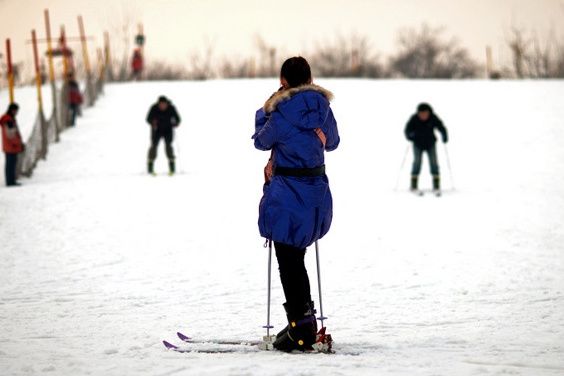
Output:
1,79,563,375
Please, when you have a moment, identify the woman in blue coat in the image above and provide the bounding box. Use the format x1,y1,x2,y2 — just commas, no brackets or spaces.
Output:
253,57,340,351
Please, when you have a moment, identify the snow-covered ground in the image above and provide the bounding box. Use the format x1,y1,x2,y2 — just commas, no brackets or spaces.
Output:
0,79,563,375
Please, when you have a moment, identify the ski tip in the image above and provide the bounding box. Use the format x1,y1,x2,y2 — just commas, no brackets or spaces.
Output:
163,340,178,350
177,332,191,341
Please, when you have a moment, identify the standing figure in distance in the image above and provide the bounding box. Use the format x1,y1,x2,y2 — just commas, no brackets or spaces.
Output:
146,96,180,175
67,73,83,126
1,103,24,187
404,103,448,195
253,56,340,352
131,48,143,81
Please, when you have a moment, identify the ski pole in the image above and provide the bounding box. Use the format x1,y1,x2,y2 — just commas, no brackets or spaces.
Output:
393,144,410,191
263,239,274,337
173,130,180,173
315,240,328,328
443,143,455,190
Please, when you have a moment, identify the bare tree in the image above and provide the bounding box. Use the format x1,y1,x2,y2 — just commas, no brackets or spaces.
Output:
507,26,564,78
143,61,188,81
311,34,385,78
102,2,141,81
218,56,252,78
254,35,279,77
389,24,478,78
186,42,215,80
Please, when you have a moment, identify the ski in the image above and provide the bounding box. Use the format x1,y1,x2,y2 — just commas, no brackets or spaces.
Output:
163,340,258,354
163,327,334,354
410,189,444,197
177,331,261,346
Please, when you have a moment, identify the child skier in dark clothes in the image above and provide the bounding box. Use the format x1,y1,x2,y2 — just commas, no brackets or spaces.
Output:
253,57,340,351
146,96,181,175
404,102,448,194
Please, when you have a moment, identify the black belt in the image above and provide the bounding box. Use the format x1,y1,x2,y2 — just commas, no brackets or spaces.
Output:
274,165,326,177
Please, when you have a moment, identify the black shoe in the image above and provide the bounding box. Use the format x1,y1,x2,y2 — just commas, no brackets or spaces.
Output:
433,175,441,191
147,161,154,175
410,175,418,191
273,302,317,352
276,301,317,340
168,160,176,175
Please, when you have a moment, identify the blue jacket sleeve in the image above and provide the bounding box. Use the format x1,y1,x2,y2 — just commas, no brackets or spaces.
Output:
323,108,340,151
252,108,276,150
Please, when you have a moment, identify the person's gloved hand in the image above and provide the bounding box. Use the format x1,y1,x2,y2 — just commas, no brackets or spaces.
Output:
442,134,448,143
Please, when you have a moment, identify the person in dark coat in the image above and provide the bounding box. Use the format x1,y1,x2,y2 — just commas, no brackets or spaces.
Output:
0,103,24,187
404,103,448,192
146,96,180,175
67,74,83,126
253,57,340,352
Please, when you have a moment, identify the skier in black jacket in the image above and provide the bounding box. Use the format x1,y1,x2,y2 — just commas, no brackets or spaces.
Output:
146,96,181,175
404,103,448,193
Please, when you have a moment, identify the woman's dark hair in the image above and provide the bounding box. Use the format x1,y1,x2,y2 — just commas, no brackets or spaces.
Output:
280,57,312,88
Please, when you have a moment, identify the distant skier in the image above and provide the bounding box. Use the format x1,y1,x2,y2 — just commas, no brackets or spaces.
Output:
146,96,180,175
67,74,83,126
131,49,143,80
253,56,340,352
404,103,448,194
1,103,24,187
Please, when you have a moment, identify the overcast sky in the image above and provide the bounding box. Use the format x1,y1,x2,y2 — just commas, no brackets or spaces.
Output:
1,0,563,77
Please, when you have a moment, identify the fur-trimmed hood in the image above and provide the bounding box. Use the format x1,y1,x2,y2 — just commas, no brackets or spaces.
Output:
263,84,334,113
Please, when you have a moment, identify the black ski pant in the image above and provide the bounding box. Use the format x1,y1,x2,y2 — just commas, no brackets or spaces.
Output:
411,144,439,176
148,128,175,162
69,104,79,126
4,152,18,186
274,242,312,310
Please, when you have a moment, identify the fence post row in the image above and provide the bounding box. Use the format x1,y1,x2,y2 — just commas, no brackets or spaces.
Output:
2,12,107,179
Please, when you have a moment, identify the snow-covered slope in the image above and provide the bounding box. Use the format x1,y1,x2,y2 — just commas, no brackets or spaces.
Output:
0,79,563,375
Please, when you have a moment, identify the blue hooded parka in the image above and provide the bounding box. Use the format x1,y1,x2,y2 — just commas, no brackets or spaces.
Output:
253,84,340,249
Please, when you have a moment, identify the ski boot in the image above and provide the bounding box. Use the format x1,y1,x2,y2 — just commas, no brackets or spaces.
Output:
433,175,441,196
273,301,317,352
410,175,422,196
168,159,176,176
275,301,316,340
148,161,156,176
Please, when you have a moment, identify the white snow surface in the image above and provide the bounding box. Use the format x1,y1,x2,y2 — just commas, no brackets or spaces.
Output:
1,79,563,375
